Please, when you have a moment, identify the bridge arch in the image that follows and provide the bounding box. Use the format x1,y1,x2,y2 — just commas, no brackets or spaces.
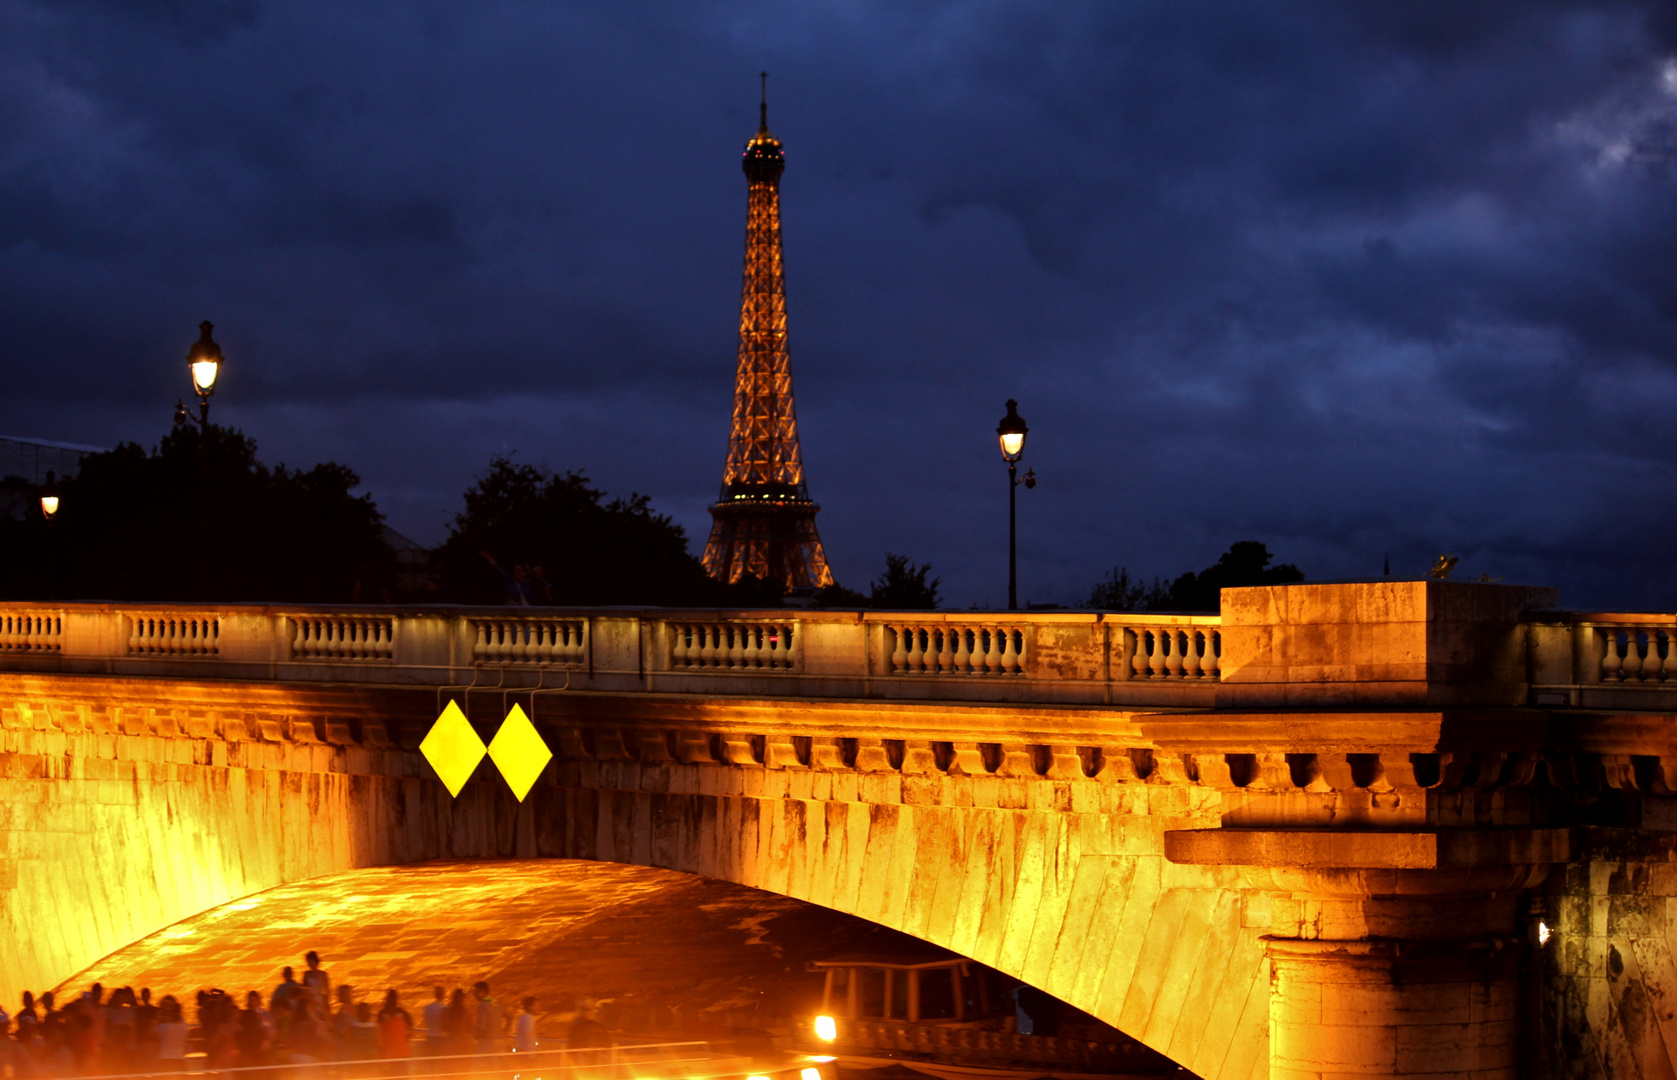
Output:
2,672,1265,1080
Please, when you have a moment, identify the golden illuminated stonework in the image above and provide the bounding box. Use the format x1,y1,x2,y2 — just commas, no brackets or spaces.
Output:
486,703,552,802
419,700,486,797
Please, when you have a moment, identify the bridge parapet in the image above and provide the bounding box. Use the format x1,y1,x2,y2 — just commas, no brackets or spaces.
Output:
0,602,1223,707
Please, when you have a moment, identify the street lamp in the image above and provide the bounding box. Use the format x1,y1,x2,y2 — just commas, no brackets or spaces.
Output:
174,321,225,596
996,399,1036,611
39,471,61,521
176,321,224,430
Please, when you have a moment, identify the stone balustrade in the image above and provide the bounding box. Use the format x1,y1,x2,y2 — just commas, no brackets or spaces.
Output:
13,593,1677,710
0,603,1223,706
1526,611,1677,707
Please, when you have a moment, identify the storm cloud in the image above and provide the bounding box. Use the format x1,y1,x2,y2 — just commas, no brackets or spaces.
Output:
4,0,1677,607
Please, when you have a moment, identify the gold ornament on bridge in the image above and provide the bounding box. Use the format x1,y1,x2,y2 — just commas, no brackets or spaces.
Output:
486,704,553,803
420,700,553,801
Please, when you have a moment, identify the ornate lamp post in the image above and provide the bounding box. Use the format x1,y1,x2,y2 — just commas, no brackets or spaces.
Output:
996,400,1035,611
174,321,225,594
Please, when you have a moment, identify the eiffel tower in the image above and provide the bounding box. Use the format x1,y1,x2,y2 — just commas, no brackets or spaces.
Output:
701,76,835,593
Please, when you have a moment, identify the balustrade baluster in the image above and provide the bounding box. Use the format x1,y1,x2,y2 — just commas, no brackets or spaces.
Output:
1167,630,1188,678
1147,630,1168,678
1659,631,1673,683
1183,631,1204,679
934,629,953,674
1204,630,1221,679
724,625,742,669
1625,630,1647,681
890,628,908,673
1601,628,1624,682
670,624,690,668
1001,629,1022,674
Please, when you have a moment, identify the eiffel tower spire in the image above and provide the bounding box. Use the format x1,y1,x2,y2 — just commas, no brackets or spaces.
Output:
701,76,835,592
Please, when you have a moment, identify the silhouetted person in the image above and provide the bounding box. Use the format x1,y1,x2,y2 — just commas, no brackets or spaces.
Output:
422,986,447,1057
479,551,534,605
567,1000,608,1059
302,951,331,1005
273,966,304,1014
377,990,412,1063
154,998,188,1074
442,990,472,1058
472,981,504,1054
513,998,538,1054
237,991,273,1066
134,987,159,1067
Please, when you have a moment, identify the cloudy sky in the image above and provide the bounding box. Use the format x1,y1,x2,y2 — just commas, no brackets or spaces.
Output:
5,1,1677,608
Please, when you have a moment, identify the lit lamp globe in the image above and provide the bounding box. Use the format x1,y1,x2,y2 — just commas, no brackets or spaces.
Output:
997,399,1028,462
39,471,60,521
188,321,224,397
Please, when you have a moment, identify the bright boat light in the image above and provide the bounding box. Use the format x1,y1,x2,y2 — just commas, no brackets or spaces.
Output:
802,1069,823,1080
810,1057,836,1064
1538,921,1552,946
814,1015,838,1042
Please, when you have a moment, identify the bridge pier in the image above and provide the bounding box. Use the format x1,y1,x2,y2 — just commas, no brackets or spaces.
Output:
1169,829,1566,1079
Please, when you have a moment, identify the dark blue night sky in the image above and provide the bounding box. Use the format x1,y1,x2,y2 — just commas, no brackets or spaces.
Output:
5,2,1677,607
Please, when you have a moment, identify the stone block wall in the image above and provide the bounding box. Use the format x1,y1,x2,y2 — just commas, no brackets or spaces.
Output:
1544,823,1677,1080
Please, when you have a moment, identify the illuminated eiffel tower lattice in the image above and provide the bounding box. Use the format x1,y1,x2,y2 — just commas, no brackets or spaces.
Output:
701,76,835,593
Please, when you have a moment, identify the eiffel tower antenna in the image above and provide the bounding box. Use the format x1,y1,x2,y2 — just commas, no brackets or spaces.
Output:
701,81,835,594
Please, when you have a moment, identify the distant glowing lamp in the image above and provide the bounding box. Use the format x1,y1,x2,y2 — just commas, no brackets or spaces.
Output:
801,1069,823,1080
188,321,224,397
996,399,1028,462
39,470,60,521
814,1015,838,1042
1538,921,1552,947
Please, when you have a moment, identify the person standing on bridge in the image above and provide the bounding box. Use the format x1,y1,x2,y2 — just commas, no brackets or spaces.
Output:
479,551,534,606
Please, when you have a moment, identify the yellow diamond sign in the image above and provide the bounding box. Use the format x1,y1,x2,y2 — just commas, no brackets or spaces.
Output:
487,703,552,802
420,700,487,797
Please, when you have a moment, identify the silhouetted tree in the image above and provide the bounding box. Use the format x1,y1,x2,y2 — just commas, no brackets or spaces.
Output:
808,582,869,609
0,424,390,602
437,457,762,606
1086,541,1304,613
869,552,941,610
1085,567,1171,611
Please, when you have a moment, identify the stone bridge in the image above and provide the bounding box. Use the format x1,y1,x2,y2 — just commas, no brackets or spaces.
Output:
2,581,1675,1080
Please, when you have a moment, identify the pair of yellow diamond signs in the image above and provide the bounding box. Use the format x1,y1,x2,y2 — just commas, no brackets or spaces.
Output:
419,700,554,802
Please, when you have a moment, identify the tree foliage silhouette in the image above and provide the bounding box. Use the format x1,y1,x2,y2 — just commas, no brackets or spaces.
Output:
0,424,389,602
436,457,776,606
1087,541,1304,612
